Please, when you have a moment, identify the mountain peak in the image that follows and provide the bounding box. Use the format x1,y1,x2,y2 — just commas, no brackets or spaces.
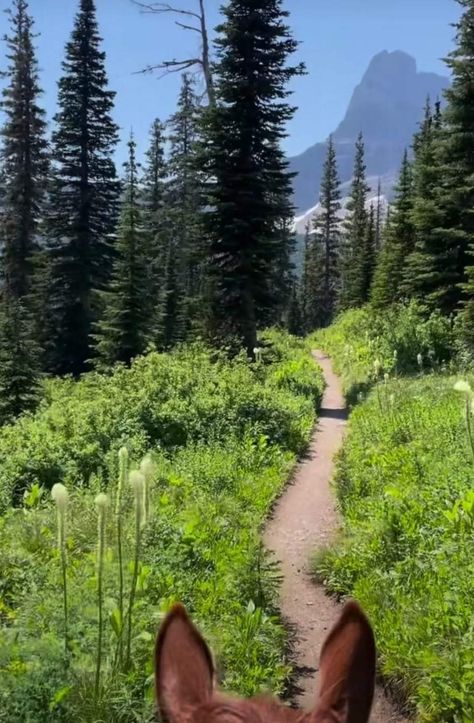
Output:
363,50,417,84
289,50,450,213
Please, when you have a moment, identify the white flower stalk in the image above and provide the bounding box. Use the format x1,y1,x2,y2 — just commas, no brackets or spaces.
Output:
373,359,381,378
116,447,128,667
140,454,155,524
384,373,389,385
125,471,146,670
417,353,423,369
51,483,69,656
95,493,109,699
454,380,472,396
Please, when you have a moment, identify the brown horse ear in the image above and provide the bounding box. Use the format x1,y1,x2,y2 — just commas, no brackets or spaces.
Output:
311,601,376,723
155,603,214,721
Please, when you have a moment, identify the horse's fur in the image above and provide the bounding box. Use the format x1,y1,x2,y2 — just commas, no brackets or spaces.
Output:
155,601,376,723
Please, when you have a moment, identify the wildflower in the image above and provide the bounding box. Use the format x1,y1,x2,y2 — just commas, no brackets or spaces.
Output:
357,392,364,403
373,359,381,377
384,373,389,384
140,454,155,524
51,483,69,513
454,380,472,396
95,493,109,512
94,493,109,698
417,353,423,369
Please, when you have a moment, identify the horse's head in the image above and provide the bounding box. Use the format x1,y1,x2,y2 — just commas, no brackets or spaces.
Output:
154,601,376,723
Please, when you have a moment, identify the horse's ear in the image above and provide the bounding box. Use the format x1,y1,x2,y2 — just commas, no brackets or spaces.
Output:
311,601,376,723
155,603,214,721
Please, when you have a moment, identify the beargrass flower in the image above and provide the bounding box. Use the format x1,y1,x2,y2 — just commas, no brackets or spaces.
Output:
454,380,472,396
116,447,128,666
417,353,423,369
95,493,109,698
140,454,155,524
125,471,146,669
373,359,381,377
51,484,69,657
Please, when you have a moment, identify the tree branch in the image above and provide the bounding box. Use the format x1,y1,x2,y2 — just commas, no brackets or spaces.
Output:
132,1,200,20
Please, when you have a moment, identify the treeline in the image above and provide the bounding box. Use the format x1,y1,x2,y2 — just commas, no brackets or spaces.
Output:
297,0,474,349
0,0,301,422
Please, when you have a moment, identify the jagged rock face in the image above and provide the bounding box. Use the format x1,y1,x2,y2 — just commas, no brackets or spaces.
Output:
290,50,449,213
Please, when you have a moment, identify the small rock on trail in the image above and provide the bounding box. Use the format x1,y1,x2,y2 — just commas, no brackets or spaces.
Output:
264,351,408,722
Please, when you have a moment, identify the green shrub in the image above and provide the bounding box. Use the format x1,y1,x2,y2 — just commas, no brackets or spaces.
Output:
0,331,324,721
310,301,454,404
315,374,474,721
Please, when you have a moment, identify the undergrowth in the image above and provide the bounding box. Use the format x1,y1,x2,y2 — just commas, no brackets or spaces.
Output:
0,330,324,721
312,305,474,721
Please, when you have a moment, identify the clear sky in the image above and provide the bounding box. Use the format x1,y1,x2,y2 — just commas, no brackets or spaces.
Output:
0,0,462,166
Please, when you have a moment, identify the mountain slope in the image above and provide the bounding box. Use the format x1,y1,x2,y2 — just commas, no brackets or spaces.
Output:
290,50,449,213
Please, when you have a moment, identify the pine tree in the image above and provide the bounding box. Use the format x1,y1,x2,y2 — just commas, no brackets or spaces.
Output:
287,282,303,337
166,74,202,327
375,178,383,252
0,0,49,300
312,136,341,326
371,151,414,308
201,0,303,356
339,133,370,309
299,224,313,333
47,0,120,375
142,118,167,306
0,294,41,424
93,136,153,366
401,101,448,309
155,233,187,350
441,0,474,341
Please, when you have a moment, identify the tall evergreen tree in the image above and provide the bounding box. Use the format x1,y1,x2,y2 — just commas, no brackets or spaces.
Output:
0,294,41,424
155,233,187,350
339,133,370,309
166,74,202,327
441,0,474,341
371,151,414,308
0,0,49,300
299,224,313,333
375,178,383,252
47,0,120,374
287,282,303,337
312,136,341,326
401,101,447,309
201,0,303,356
93,135,153,366
142,118,167,306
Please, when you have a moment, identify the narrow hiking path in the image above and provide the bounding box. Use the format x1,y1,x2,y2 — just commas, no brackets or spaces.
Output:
264,351,407,722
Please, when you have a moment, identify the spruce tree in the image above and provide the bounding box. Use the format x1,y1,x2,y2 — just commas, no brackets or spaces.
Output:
155,233,187,350
0,294,41,424
93,136,153,366
299,224,313,333
401,101,448,309
0,0,49,300
441,0,474,340
47,0,120,375
339,133,370,309
166,74,202,326
287,282,303,337
371,151,414,308
142,118,167,306
312,136,341,326
201,0,303,356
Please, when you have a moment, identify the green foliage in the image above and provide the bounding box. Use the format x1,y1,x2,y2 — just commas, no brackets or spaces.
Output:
311,302,454,404
314,373,474,721
0,331,324,720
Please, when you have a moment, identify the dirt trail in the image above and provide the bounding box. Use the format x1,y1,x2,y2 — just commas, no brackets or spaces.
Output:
264,351,407,722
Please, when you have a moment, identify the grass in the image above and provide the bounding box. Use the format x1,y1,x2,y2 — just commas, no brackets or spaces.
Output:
0,329,324,722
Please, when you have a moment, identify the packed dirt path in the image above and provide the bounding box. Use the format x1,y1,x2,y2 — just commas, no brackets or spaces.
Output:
264,351,407,722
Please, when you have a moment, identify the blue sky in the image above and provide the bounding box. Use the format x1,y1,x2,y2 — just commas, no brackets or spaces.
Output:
0,0,461,166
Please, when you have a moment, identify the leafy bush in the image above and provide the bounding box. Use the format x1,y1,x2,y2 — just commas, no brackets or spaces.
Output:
0,332,324,721
310,301,454,404
315,374,474,721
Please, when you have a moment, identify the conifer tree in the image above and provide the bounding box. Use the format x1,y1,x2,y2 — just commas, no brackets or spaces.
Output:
441,0,474,341
0,0,49,300
166,74,202,323
0,294,41,424
201,0,303,356
93,136,153,366
339,133,370,309
47,0,120,374
312,136,341,326
375,178,383,251
299,224,313,333
401,101,447,309
155,234,187,350
287,282,303,337
142,118,167,305
371,151,414,308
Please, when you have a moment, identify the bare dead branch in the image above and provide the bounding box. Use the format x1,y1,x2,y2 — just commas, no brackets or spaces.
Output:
175,21,201,33
134,58,203,77
132,1,200,20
